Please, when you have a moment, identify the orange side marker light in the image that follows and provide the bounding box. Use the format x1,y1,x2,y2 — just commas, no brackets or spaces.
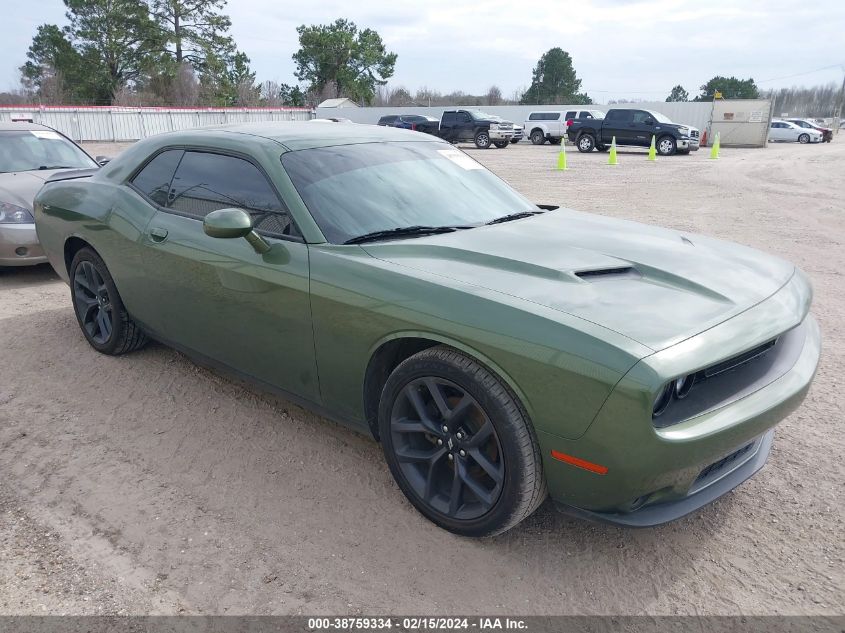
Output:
550,450,609,475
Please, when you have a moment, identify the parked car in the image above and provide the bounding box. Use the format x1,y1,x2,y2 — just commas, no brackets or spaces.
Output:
769,120,823,144
0,122,100,267
510,124,523,144
376,115,399,126
524,110,605,145
785,118,832,143
567,108,700,155
34,123,819,536
390,114,440,130
414,109,514,148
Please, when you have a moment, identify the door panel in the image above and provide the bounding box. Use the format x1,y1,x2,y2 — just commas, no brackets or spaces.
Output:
140,211,319,402
602,110,632,144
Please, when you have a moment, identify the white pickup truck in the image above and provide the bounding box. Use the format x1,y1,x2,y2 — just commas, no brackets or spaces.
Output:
524,109,605,145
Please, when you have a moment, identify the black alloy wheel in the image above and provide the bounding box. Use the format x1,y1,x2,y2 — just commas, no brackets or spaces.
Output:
389,376,505,520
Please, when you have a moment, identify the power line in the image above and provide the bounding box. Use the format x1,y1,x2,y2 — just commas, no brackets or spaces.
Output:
757,64,844,83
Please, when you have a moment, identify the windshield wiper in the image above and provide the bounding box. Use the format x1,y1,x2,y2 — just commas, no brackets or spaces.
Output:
38,165,74,170
486,210,545,225
344,225,472,245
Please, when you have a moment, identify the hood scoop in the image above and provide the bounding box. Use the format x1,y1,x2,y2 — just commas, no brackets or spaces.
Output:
575,266,640,281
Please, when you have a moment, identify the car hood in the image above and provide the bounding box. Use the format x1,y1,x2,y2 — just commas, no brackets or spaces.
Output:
362,210,795,351
0,169,69,210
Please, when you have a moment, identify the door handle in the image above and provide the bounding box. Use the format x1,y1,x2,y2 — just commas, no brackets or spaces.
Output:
149,227,168,243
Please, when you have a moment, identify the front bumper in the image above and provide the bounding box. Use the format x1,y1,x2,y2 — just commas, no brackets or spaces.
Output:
538,271,820,526
678,137,700,151
488,128,514,141
556,429,774,526
0,223,47,266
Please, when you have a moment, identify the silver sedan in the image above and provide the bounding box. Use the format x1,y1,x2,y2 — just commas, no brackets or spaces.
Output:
0,122,100,266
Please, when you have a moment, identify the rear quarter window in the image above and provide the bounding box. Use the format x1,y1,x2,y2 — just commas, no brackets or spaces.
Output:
130,149,184,207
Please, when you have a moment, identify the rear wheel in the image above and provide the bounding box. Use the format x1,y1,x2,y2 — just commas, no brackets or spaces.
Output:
379,346,547,536
657,135,677,156
576,134,595,152
798,133,810,144
474,132,491,149
530,129,545,145
70,248,147,355
493,140,509,148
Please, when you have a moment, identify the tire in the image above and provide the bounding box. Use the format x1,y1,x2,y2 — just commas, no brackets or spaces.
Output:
530,129,545,145
657,135,677,156
798,133,810,144
474,131,491,149
550,137,562,145
510,139,519,144
378,345,547,537
596,144,608,152
493,140,509,148
576,133,595,152
70,247,147,355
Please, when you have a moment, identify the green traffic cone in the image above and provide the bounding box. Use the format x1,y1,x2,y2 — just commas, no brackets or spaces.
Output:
648,135,657,161
709,132,720,159
608,136,618,165
557,141,568,171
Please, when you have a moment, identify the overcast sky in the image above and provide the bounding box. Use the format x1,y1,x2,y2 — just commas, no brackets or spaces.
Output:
1,0,842,102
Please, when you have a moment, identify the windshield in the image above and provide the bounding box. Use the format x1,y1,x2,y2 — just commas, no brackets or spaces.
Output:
468,110,497,120
281,141,537,244
647,111,673,124
0,130,97,173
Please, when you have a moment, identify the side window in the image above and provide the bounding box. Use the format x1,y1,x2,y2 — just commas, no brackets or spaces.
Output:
168,151,298,238
583,111,594,119
608,110,633,123
632,111,652,124
565,111,577,120
528,113,541,121
548,113,561,121
442,112,456,125
456,112,472,123
131,149,184,207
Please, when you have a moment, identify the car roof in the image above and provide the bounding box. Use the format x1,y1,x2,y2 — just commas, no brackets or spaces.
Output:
0,121,55,132
152,121,444,151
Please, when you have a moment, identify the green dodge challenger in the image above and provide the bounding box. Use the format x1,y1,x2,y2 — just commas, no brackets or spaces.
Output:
33,123,820,536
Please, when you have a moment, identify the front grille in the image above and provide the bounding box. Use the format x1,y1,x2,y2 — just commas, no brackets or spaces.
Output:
690,130,700,139
653,320,806,429
704,339,777,378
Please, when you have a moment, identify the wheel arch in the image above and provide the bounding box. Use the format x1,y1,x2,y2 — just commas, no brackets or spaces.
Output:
64,235,97,276
362,332,532,441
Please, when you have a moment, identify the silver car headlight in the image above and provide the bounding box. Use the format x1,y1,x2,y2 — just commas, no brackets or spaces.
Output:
0,202,35,224
678,126,690,137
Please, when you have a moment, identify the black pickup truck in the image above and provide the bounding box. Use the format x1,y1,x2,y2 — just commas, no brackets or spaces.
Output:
414,109,515,149
566,108,700,155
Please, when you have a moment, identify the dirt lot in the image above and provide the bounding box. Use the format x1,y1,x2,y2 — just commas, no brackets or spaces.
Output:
1,139,842,615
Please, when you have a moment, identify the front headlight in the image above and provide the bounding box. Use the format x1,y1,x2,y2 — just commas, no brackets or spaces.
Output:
678,126,690,137
0,202,35,224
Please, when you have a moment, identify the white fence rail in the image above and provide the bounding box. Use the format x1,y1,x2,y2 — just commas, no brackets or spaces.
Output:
0,106,314,142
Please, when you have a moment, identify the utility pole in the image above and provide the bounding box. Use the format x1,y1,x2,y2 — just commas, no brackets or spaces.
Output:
835,68,845,135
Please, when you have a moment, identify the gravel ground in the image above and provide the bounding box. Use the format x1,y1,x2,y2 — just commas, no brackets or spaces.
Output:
0,138,842,615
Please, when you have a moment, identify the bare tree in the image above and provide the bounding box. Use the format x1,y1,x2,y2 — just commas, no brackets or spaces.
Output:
486,85,502,106
171,61,199,106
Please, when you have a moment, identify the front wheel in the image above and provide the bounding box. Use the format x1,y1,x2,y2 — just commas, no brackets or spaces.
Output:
474,132,491,149
798,133,810,144
70,247,148,355
493,140,509,148
530,130,545,145
657,135,677,156
576,134,595,152
379,346,547,536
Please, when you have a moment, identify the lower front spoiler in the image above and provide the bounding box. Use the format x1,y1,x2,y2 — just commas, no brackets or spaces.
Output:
554,429,774,528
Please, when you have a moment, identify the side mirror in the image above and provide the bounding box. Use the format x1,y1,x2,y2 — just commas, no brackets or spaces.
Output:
203,208,270,254
95,155,111,165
